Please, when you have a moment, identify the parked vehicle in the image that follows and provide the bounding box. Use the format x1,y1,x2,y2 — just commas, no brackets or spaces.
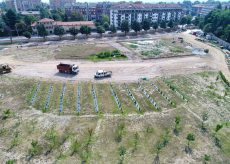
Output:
0,64,11,74
57,63,79,74
94,70,112,78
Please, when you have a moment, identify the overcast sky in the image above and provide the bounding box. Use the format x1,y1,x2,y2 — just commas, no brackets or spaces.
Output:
1,0,230,4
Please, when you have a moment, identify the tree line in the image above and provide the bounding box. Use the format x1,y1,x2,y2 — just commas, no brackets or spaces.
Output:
193,6,230,43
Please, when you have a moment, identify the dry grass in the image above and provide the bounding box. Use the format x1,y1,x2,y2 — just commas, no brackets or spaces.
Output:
55,43,115,60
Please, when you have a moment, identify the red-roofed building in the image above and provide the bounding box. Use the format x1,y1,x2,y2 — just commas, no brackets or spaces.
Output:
31,18,95,34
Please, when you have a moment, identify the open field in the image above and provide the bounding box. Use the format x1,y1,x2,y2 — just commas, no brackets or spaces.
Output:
0,71,229,163
120,37,193,59
55,43,116,60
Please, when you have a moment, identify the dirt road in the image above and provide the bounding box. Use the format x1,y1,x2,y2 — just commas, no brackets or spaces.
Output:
1,32,228,82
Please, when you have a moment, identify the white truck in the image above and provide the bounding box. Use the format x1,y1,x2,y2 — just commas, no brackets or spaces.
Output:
94,70,112,79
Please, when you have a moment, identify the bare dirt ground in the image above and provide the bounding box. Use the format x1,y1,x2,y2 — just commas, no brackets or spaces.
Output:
1,32,227,82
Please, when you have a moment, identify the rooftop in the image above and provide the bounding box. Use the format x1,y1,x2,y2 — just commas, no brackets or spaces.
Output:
111,2,182,10
38,18,55,23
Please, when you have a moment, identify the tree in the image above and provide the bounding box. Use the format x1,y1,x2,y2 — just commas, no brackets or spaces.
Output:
186,15,192,25
120,20,130,36
180,17,187,26
23,31,31,40
142,19,150,32
186,133,195,153
203,154,211,164
101,14,109,24
24,15,36,26
131,21,142,34
167,20,174,28
160,21,166,29
15,22,26,35
3,9,18,30
152,22,158,31
96,26,105,37
69,27,78,40
80,25,91,37
39,7,51,19
110,25,117,34
54,26,65,40
52,13,62,21
103,22,110,31
37,24,48,41
70,12,84,21
203,23,213,33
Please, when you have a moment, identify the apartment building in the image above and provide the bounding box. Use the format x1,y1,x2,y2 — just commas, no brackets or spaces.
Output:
110,2,183,27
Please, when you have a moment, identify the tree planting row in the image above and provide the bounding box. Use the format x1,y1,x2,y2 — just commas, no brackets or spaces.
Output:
76,83,81,113
124,83,141,112
59,84,66,113
31,82,40,106
163,80,188,102
138,83,160,110
44,85,53,110
92,84,99,113
110,83,123,112
151,83,176,107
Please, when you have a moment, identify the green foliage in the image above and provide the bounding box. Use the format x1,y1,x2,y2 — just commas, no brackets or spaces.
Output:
96,26,105,36
6,159,15,164
115,122,125,143
197,9,230,42
69,27,78,39
130,44,138,48
219,71,230,87
167,20,174,28
28,140,42,158
103,22,110,31
120,20,130,35
80,25,91,36
70,139,81,156
142,19,150,31
118,146,126,164
39,6,51,19
203,154,211,163
160,21,166,29
110,25,117,33
132,132,140,152
154,131,170,155
70,12,84,21
186,133,195,149
101,14,109,24
3,9,18,30
24,15,36,26
37,24,48,39
23,31,31,39
131,20,142,33
54,26,65,39
89,50,126,61
215,124,223,133
152,22,158,30
2,109,11,120
180,16,187,25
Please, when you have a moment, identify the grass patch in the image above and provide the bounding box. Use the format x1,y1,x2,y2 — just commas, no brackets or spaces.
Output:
88,50,127,62
141,49,162,57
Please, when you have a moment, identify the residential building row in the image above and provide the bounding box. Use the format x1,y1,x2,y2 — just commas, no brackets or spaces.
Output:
109,2,183,27
5,0,41,12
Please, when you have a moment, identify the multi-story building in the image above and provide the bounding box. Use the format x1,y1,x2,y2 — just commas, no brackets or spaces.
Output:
5,0,41,11
192,4,217,16
110,2,183,28
49,0,75,10
64,2,97,21
31,18,95,34
95,2,112,21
